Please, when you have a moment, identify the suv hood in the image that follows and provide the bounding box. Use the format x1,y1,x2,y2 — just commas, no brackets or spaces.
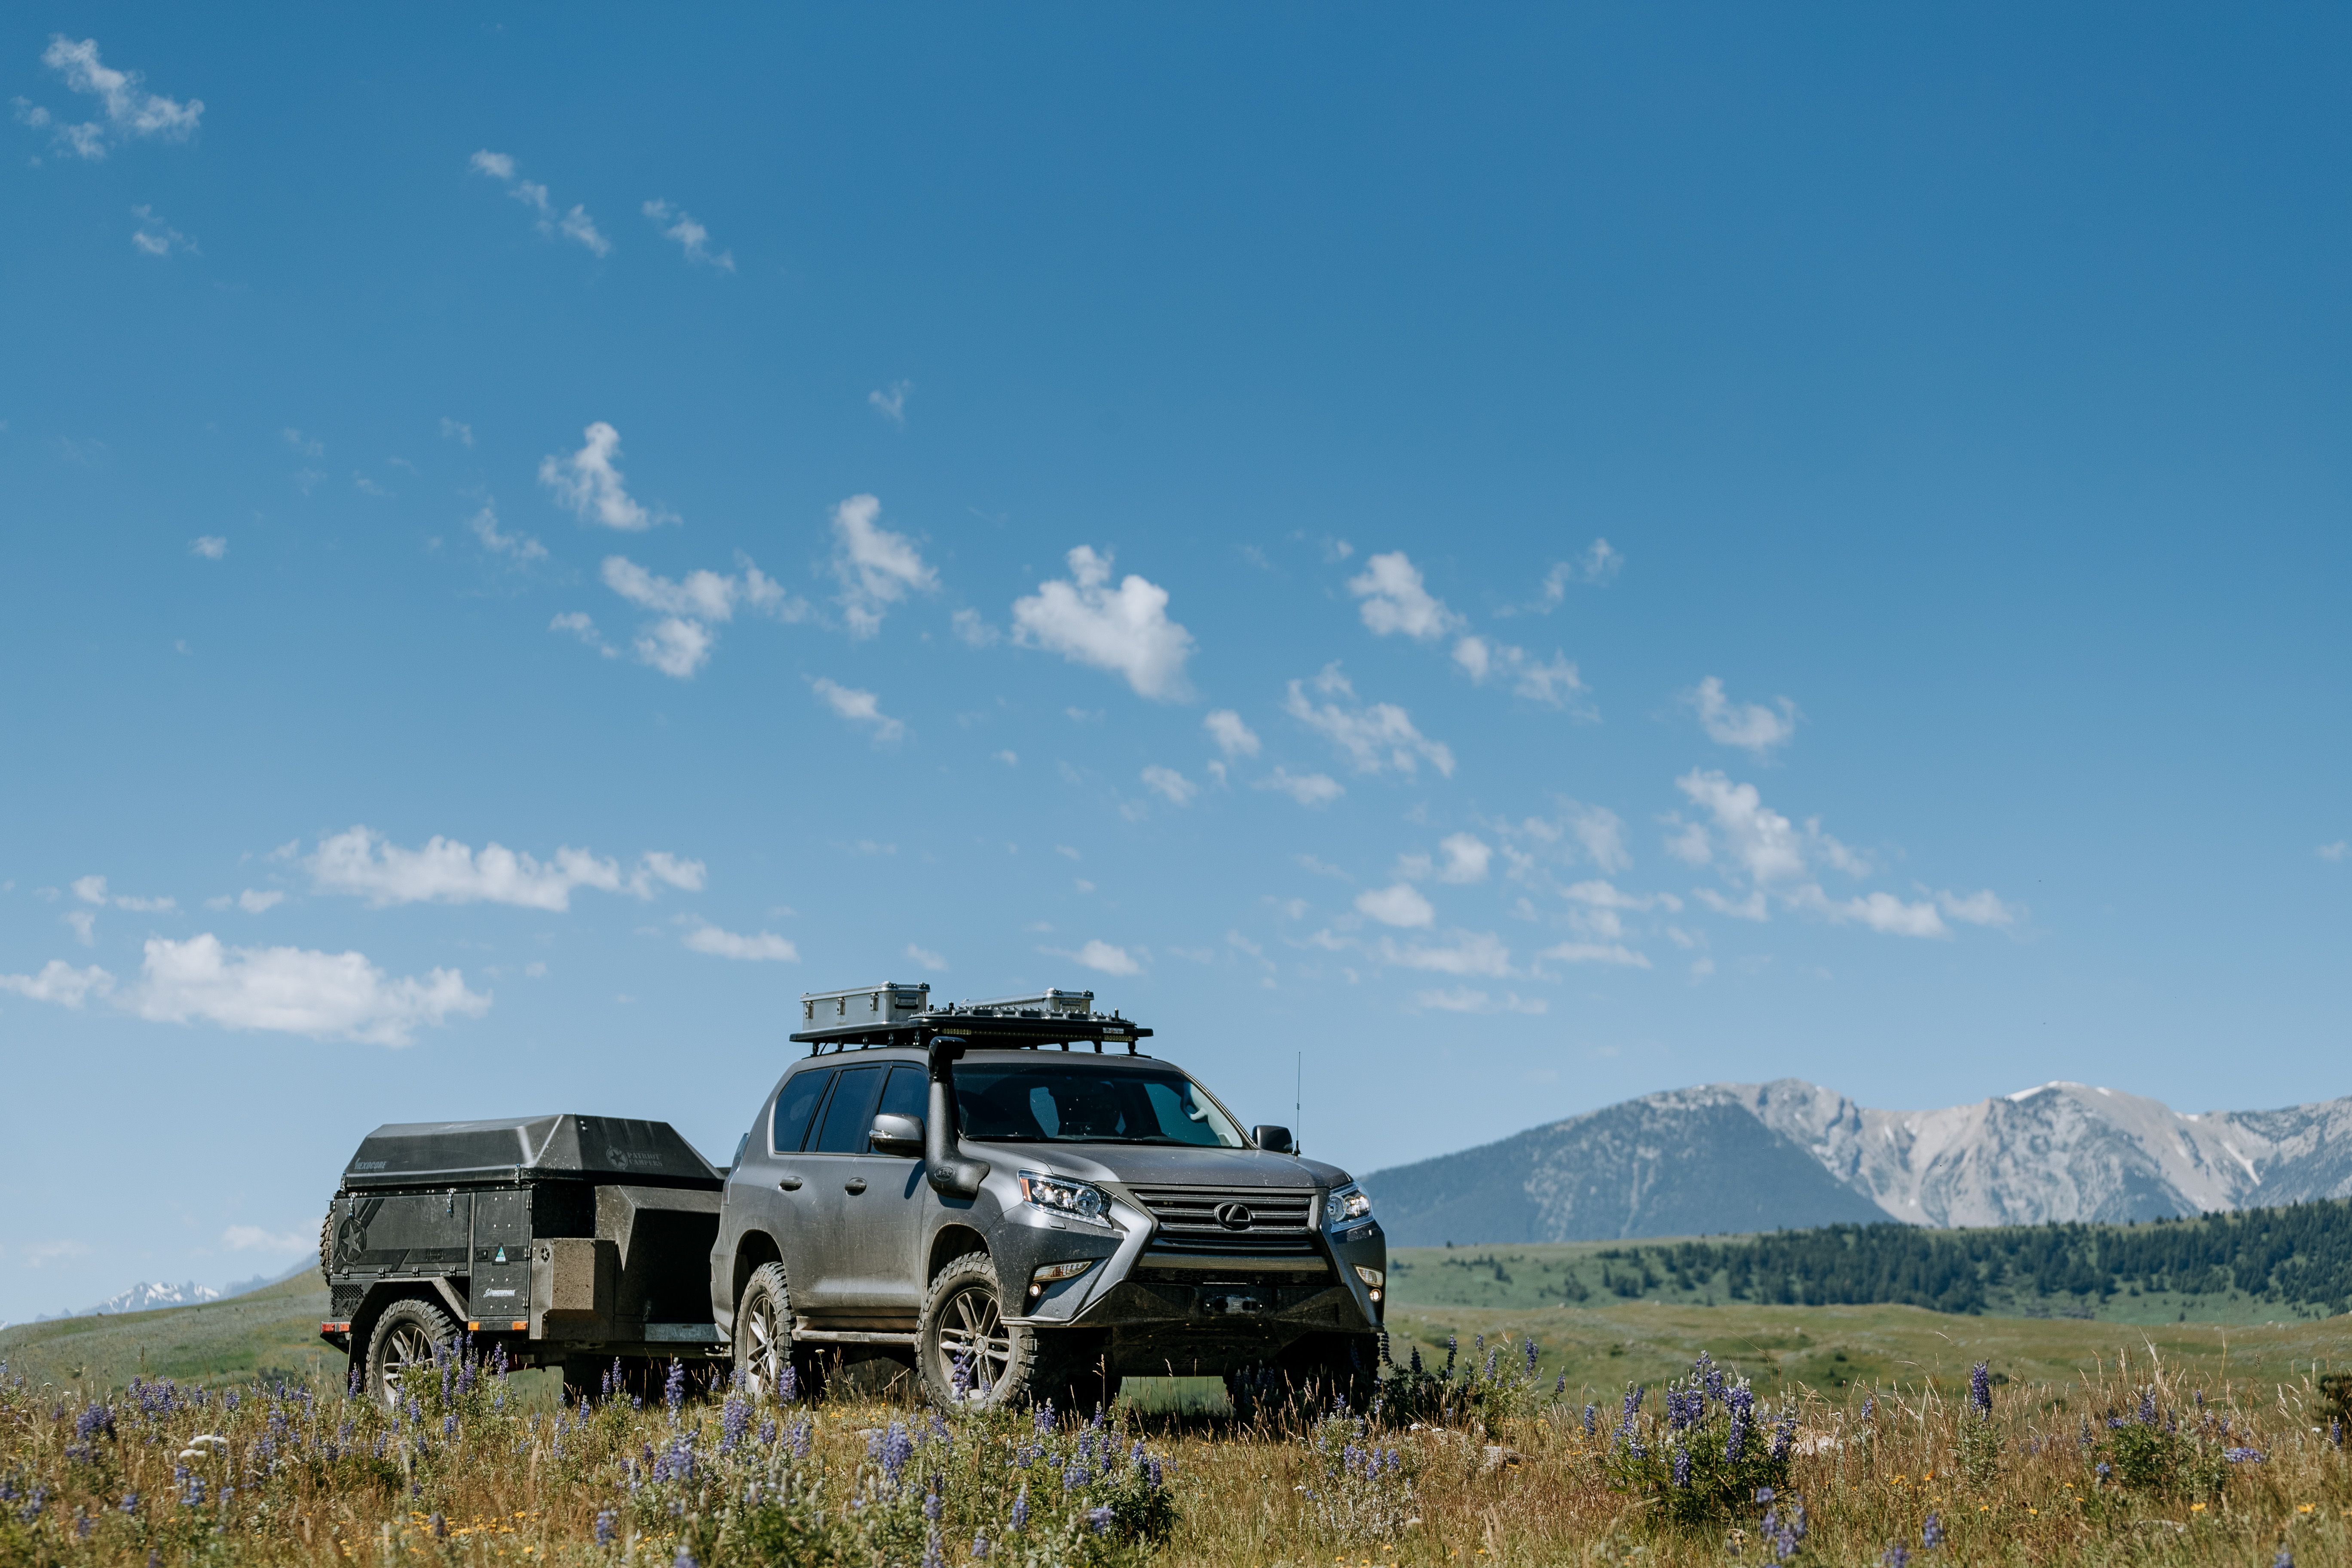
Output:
967,1140,1351,1191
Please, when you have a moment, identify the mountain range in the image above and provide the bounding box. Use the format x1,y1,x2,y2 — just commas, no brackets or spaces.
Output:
17,1261,310,1328
1359,1079,2352,1247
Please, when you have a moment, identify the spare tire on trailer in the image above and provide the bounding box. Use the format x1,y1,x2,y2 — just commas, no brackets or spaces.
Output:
365,1297,459,1408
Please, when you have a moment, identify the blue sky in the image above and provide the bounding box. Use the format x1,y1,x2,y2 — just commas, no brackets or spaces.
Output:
3,8,2347,1320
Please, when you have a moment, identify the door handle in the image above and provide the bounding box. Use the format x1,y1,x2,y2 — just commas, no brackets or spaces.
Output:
777,1176,802,1191
844,1178,867,1195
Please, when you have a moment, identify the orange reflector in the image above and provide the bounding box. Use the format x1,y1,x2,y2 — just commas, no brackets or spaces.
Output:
511,1320,527,1331
468,1321,481,1331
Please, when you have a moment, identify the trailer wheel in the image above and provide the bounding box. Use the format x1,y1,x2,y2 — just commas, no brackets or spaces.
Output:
916,1252,1117,1411
365,1298,458,1408
734,1264,809,1400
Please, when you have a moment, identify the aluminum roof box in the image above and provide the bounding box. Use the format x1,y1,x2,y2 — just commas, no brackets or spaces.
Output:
340,1115,721,1192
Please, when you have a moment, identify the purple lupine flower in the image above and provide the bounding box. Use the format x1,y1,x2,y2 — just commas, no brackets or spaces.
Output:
786,1417,812,1458
595,1510,617,1547
951,1351,971,1397
1769,1413,1797,1462
971,1531,991,1559
120,1492,137,1514
2137,1389,2157,1425
779,1362,798,1403
1035,1400,1055,1435
1861,1393,1874,1420
922,1530,946,1568
664,1359,686,1415
1062,1463,1087,1492
1969,1363,1991,1418
1922,1512,1943,1550
925,1473,943,1522
1086,1506,1114,1534
2331,1420,2343,1447
1525,1338,1539,1375
1672,1448,1691,1488
1754,1487,1774,1504
1583,1404,1596,1435
1884,1548,1909,1568
1410,1346,1424,1375
1148,1457,1164,1489
2223,1446,2265,1463
879,1421,915,1487
76,1403,115,1442
1010,1485,1030,1532
720,1394,749,1454
673,1549,696,1568
1555,1372,1568,1395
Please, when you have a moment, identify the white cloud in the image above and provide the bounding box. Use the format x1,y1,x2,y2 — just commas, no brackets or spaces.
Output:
1430,833,1491,884
1377,930,1511,977
307,826,702,911
440,417,475,447
1694,887,1769,922
1557,802,1631,873
1565,879,1681,914
905,943,946,971
541,423,671,531
993,750,1018,766
1283,665,1454,777
130,205,195,257
1355,883,1435,928
1532,539,1622,608
127,934,489,1046
0,959,114,1008
600,553,799,678
190,535,226,559
830,495,936,637
1254,768,1344,807
551,611,618,657
641,199,733,270
811,678,905,743
31,37,202,159
64,910,97,945
683,923,799,962
1936,889,2019,928
1684,676,1799,756
71,875,174,913
951,609,999,647
1011,547,1195,700
469,502,546,563
1674,770,1808,884
1062,939,1141,976
1792,887,1948,939
1140,766,1197,807
1204,710,1260,758
472,152,609,255
1452,638,1589,709
1415,987,1548,1014
221,1225,308,1253
1347,551,1462,641
636,619,712,678
869,381,910,426
2318,841,2348,862
236,889,283,914
1539,940,1651,968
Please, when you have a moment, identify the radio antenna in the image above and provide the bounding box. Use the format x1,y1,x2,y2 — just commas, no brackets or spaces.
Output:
1295,1050,1302,1153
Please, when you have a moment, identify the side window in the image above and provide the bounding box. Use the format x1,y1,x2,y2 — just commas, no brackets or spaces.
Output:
770,1069,833,1155
873,1066,928,1150
812,1065,885,1154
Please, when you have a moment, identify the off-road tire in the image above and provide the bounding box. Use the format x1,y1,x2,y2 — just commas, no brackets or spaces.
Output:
916,1251,1118,1411
365,1297,458,1409
734,1263,814,1400
318,1201,335,1285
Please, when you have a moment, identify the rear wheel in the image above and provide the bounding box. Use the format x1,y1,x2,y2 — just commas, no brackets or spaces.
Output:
733,1264,812,1400
916,1252,1117,1411
365,1298,457,1408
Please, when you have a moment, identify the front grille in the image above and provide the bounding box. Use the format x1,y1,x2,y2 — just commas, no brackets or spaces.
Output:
1128,1185,1320,1253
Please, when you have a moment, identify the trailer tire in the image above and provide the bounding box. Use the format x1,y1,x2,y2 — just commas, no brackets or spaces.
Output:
734,1264,811,1401
916,1251,1116,1412
365,1297,458,1409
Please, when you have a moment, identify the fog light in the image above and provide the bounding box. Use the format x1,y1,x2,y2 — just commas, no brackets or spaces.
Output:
1354,1265,1384,1288
1368,1288,1382,1302
1030,1259,1096,1297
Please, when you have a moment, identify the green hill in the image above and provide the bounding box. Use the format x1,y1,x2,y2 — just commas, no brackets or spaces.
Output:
0,1273,338,1393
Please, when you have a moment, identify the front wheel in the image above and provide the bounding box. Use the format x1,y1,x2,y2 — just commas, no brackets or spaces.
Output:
365,1298,458,1408
916,1252,1116,1411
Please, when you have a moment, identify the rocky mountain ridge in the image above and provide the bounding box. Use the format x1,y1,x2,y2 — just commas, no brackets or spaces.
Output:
1360,1079,2352,1247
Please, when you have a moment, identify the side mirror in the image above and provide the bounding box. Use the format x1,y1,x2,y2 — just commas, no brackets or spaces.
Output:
1252,1124,1295,1155
870,1112,925,1157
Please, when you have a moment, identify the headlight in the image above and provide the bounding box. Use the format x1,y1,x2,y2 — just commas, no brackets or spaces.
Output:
1327,1184,1373,1228
1018,1171,1114,1226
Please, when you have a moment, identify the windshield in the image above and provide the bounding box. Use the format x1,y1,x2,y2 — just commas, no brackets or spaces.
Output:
953,1063,1247,1148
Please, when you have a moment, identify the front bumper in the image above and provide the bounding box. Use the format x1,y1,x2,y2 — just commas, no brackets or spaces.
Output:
993,1185,1385,1371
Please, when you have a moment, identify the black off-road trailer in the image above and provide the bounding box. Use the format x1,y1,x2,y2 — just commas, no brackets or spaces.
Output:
318,1114,726,1403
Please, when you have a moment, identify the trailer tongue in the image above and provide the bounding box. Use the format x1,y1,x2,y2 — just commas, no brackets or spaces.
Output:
320,1114,726,1403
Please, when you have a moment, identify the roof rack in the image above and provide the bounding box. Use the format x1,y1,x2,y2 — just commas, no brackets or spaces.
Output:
790,984,1153,1055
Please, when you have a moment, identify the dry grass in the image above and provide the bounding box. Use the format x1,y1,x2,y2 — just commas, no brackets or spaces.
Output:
2,1338,2348,1565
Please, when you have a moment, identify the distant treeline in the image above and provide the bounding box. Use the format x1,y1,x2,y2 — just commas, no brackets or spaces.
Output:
1590,1200,2352,1316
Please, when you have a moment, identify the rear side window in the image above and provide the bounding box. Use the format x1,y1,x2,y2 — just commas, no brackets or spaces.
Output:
770,1070,832,1155
813,1065,886,1154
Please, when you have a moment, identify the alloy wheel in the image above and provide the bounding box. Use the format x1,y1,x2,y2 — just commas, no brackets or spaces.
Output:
934,1283,1012,1400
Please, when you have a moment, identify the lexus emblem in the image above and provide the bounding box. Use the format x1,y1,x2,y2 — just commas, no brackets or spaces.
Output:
1214,1202,1255,1231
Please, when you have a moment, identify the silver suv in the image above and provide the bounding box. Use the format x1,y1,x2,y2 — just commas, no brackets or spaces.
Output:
710,985,1387,1409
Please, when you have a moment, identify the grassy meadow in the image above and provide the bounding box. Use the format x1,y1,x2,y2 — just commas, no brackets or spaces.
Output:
4,1247,2351,1565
